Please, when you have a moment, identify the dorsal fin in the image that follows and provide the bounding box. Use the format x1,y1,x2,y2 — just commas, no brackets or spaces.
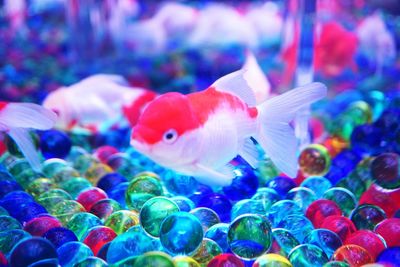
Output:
212,69,257,107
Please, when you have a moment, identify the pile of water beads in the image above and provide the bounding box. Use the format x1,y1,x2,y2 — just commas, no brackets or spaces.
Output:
0,89,400,267
2,2,400,267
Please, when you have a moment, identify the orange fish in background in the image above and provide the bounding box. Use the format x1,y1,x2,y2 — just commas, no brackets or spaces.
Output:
314,21,358,77
281,20,358,83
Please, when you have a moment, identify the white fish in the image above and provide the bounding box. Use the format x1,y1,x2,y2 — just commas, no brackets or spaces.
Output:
43,74,156,131
357,12,396,73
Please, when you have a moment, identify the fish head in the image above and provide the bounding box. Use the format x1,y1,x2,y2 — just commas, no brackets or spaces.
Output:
42,87,73,129
130,92,202,168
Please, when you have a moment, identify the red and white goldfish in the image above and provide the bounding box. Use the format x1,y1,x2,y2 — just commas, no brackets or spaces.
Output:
0,102,57,170
43,74,156,131
130,70,327,186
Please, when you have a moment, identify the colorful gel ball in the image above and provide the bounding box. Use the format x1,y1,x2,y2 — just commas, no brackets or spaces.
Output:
299,144,331,176
40,130,72,159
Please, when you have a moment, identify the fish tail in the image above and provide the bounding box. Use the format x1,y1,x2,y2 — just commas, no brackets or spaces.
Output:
254,82,327,177
0,103,57,171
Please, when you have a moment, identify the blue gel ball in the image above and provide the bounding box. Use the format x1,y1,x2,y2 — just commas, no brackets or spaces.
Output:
159,212,203,255
198,193,232,223
189,184,213,206
43,227,78,249
265,176,297,197
163,171,198,196
2,190,34,202
222,165,258,201
350,124,383,155
57,242,93,267
377,247,400,266
277,215,314,242
0,170,13,181
204,223,229,252
300,176,332,199
303,229,342,258
97,242,110,261
9,237,57,267
14,202,48,224
231,199,267,220
108,182,129,209
97,173,127,194
171,196,195,212
106,226,162,264
40,130,72,159
267,200,302,227
0,180,23,198
29,258,59,267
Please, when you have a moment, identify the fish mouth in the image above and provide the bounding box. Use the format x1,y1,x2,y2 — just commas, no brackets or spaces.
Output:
130,139,151,154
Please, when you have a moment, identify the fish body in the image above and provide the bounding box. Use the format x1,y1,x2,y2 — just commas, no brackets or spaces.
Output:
43,74,156,131
0,102,57,170
131,69,327,186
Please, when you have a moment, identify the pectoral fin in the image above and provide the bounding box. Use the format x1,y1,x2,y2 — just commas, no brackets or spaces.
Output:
194,163,236,186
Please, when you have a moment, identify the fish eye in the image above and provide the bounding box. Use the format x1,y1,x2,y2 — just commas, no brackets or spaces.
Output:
163,129,178,144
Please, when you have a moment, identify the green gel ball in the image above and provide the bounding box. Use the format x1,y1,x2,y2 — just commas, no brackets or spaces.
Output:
0,229,31,255
125,175,163,211
8,159,31,177
67,212,102,241
227,214,272,260
53,200,86,225
191,238,222,266
288,244,329,266
37,189,72,213
160,212,203,255
73,256,108,267
26,178,54,199
60,177,92,199
42,158,69,178
0,215,22,232
133,252,175,267
323,261,350,267
173,256,201,267
105,210,139,235
323,187,357,217
350,204,387,230
14,168,42,189
52,166,80,184
270,228,300,257
140,196,180,237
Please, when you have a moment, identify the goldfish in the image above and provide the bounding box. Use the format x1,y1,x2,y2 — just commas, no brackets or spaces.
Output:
314,22,358,77
130,69,327,186
43,74,156,131
356,12,396,73
0,102,57,170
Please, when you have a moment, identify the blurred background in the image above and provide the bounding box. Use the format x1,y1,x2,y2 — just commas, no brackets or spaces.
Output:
0,0,399,103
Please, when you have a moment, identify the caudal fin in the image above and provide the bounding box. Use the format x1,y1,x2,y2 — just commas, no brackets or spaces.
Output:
255,82,327,177
0,103,57,171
